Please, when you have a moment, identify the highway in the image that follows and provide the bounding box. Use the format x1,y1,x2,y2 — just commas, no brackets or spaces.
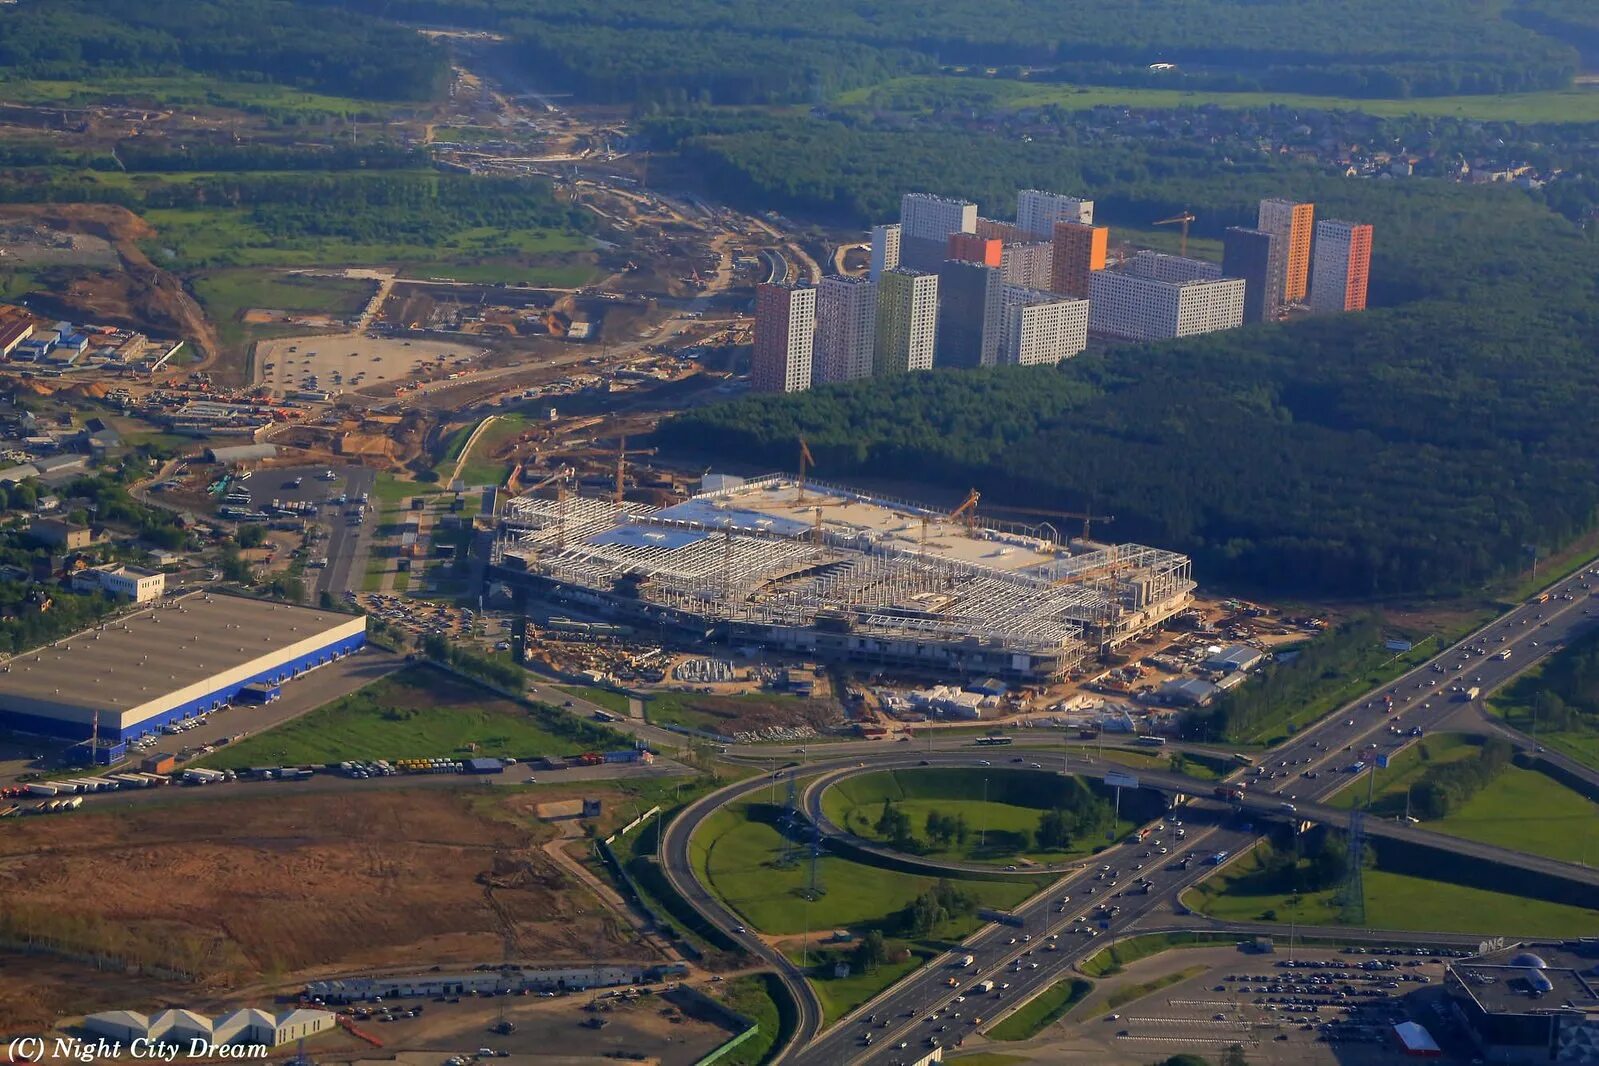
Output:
660,557,1599,1063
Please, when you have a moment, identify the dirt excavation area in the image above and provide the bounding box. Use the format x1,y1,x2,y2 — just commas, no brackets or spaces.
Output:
0,789,657,1033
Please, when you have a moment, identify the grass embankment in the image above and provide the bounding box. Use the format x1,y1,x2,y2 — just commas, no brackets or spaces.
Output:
1328,732,1599,864
197,667,624,767
789,942,936,1022
821,768,1145,865
713,974,789,1066
1184,857,1599,938
986,978,1093,1041
1490,639,1599,773
556,685,633,716
435,415,530,487
643,690,822,734
1080,931,1240,977
834,75,1599,124
1104,966,1209,1010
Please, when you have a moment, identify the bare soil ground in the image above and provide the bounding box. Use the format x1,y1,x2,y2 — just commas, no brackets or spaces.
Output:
0,204,219,365
0,789,655,1031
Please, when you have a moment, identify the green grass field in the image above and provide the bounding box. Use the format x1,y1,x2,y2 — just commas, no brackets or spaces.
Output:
821,767,1137,865
0,76,398,116
986,977,1093,1041
438,414,530,487
1328,733,1599,864
556,685,632,716
196,667,618,767
1185,858,1599,938
643,690,823,735
1327,732,1479,812
836,76,1599,123
689,795,1049,936
1489,658,1599,773
191,268,376,355
790,941,935,1022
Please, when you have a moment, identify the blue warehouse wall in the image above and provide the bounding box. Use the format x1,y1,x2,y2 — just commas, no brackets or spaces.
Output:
0,630,367,744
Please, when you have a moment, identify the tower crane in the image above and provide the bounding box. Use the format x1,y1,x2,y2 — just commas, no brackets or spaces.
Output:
949,488,981,530
999,505,1115,547
1153,210,1197,257
797,437,817,502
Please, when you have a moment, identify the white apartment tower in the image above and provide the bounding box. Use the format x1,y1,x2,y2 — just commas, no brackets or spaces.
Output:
998,287,1090,366
869,223,901,281
898,193,977,269
1089,271,1245,341
1016,189,1094,240
874,268,939,375
814,275,877,384
751,283,815,393
1131,250,1223,284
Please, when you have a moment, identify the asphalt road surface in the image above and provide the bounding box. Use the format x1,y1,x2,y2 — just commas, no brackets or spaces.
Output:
240,464,377,596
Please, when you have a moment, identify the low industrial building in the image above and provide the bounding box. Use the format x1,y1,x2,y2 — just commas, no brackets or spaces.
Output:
1446,942,1599,1062
84,1008,334,1048
71,563,166,603
30,517,92,549
0,593,366,751
305,964,687,1002
492,476,1194,684
1158,677,1218,706
1204,644,1265,673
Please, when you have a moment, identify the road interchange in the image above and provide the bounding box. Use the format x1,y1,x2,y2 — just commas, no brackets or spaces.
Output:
660,559,1599,1062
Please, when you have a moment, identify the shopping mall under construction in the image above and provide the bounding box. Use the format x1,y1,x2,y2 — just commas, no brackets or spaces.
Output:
490,476,1194,683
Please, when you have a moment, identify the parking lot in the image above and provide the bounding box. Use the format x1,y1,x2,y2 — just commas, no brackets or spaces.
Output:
237,464,377,596
1005,943,1468,1065
257,334,484,398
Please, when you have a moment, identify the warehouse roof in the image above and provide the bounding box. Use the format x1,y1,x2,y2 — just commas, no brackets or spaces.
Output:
207,443,277,463
0,593,362,713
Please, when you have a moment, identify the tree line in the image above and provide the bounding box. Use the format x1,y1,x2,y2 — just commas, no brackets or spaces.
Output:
1407,739,1514,820
294,0,1577,103
0,0,447,102
656,116,1599,599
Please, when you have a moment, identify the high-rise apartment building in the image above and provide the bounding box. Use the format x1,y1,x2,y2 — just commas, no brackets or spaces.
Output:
869,223,900,281
1309,219,1373,313
1257,198,1314,305
947,232,1003,267
874,268,939,375
975,218,1022,243
899,194,977,270
1000,241,1054,290
751,283,815,393
813,275,877,385
1222,227,1285,324
1050,221,1108,298
1017,189,1094,240
1089,271,1245,341
998,287,1089,366
1130,250,1222,284
936,260,1004,368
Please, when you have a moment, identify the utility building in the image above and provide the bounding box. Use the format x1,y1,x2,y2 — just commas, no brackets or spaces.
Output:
1257,198,1315,305
899,193,977,270
751,282,815,393
1309,219,1373,313
874,268,938,375
1050,221,1109,298
936,260,1005,368
814,275,877,384
1017,189,1093,240
1223,227,1286,324
0,594,366,743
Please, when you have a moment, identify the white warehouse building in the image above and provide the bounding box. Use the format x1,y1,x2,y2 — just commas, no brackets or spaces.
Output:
84,1008,334,1048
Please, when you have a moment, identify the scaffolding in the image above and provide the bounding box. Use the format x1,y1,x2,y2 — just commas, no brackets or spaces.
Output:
492,478,1196,682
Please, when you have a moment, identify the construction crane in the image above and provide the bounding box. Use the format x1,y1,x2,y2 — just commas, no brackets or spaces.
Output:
797,437,817,502
999,504,1115,546
611,434,652,506
1153,211,1197,257
949,488,981,530
526,465,575,547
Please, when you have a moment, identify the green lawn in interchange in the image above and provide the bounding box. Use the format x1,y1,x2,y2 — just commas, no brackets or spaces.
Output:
834,76,1599,124
689,795,1049,935
1490,655,1599,775
822,768,1136,865
986,977,1093,1041
196,668,599,767
1328,732,1599,865
1185,859,1599,939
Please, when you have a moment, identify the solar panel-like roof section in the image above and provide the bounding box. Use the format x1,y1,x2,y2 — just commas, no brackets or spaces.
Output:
589,526,711,550
0,594,360,712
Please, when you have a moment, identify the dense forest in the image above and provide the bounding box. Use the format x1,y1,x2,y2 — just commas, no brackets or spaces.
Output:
657,119,1599,599
298,0,1577,103
0,0,446,101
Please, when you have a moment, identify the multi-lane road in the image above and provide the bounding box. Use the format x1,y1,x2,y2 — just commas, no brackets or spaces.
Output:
662,558,1599,1063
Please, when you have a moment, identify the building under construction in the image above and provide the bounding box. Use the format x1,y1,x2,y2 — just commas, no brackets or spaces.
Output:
490,476,1194,683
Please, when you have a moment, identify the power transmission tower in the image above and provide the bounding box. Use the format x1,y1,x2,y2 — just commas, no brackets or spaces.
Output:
807,824,825,899
777,773,801,868
1338,811,1367,927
